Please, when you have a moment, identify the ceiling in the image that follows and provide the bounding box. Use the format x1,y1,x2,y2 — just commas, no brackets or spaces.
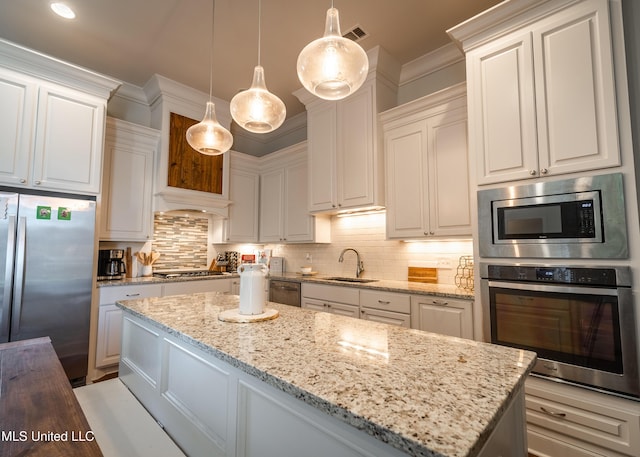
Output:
0,0,502,120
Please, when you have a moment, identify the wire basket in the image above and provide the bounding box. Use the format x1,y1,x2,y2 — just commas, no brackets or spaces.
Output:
454,255,474,292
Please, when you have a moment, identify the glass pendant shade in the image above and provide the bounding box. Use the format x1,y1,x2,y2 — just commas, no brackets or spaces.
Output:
230,65,286,133
297,7,369,100
186,101,233,155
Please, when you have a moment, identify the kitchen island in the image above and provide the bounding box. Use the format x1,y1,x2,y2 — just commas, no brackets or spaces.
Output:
116,292,536,457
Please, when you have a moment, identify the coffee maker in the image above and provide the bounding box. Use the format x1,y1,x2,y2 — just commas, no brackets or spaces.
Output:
97,249,126,280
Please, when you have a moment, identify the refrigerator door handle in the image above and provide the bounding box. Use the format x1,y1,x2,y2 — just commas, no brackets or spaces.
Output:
1,216,17,341
11,216,27,335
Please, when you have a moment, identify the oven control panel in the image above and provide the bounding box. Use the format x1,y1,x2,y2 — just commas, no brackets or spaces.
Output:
487,265,619,286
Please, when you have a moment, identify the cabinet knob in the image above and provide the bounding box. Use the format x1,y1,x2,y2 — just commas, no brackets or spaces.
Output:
332,204,336,208
429,231,434,235
540,168,548,175
35,180,41,185
424,231,429,236
20,178,26,183
529,170,537,176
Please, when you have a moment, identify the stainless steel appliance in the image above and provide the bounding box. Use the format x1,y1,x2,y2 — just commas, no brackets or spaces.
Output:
269,280,301,307
97,249,126,280
477,173,628,258
0,189,96,386
480,263,639,399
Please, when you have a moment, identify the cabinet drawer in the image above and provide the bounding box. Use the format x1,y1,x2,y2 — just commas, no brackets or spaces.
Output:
302,283,359,305
99,284,163,304
525,377,640,456
360,290,410,314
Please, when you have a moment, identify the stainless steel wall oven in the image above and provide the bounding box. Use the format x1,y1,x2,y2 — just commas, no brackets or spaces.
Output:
480,263,639,399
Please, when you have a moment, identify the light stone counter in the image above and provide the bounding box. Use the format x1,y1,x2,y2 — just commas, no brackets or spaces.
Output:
117,292,536,457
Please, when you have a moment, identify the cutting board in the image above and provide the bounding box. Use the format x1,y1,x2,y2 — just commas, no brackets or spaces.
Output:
408,267,438,283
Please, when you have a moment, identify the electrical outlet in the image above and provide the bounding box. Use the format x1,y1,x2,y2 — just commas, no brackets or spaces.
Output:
436,259,453,269
305,253,312,262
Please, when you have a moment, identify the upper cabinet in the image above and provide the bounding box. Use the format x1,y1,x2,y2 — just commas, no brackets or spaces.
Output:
295,47,401,213
259,143,330,243
100,118,160,241
222,152,261,243
0,58,118,194
449,0,622,185
381,84,471,239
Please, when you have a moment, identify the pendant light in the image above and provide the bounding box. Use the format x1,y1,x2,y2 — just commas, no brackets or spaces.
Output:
230,0,286,133
186,0,233,155
296,1,369,100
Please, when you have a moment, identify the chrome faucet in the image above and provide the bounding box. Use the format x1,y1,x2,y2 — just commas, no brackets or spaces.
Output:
338,248,364,278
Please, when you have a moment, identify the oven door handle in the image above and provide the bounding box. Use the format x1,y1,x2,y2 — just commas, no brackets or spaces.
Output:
487,280,620,296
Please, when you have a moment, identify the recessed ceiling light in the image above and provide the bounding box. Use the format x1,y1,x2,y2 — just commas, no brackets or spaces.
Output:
50,2,76,19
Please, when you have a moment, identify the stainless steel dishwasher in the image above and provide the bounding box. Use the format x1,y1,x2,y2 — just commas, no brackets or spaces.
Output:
268,279,301,306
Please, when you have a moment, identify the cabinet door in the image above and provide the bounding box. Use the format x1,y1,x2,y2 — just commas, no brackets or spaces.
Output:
337,84,375,209
410,296,473,339
32,84,105,194
307,103,337,212
427,107,471,236
0,68,36,187
259,168,285,242
100,121,156,241
301,298,327,312
360,308,410,328
385,120,429,239
96,304,123,368
227,167,259,242
532,0,620,176
468,31,538,185
327,302,359,319
283,160,314,242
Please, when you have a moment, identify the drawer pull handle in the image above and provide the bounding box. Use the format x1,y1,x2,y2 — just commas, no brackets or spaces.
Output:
125,293,141,297
431,300,448,306
377,300,390,304
540,407,566,418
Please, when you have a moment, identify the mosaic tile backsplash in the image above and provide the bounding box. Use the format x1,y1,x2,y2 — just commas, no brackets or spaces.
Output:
152,213,209,270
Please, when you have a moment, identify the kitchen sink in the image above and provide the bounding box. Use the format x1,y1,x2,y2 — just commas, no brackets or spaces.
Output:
325,277,378,283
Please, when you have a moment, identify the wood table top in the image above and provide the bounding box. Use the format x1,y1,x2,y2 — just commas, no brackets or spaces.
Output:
0,337,102,457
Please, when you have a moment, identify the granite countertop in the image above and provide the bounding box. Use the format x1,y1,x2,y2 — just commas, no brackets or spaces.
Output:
116,292,536,457
100,271,473,300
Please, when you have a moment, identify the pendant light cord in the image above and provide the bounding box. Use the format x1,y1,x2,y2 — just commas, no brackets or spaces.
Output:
209,0,215,102
257,0,262,66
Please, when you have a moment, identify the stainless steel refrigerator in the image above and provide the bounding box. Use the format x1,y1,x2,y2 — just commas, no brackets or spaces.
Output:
0,189,96,386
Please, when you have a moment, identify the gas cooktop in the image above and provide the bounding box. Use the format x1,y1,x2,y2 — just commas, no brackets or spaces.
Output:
153,270,224,279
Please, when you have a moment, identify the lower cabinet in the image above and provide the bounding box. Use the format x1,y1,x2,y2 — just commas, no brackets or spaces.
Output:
96,279,232,369
410,295,473,339
96,283,163,368
301,283,360,318
360,289,411,328
526,376,640,457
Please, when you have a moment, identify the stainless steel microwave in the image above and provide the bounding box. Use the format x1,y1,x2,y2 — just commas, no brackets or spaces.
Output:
478,173,628,259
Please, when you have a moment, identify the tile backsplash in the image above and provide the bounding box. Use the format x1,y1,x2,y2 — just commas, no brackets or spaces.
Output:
152,213,209,270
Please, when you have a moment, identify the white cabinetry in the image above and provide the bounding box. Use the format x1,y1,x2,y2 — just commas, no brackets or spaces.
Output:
382,83,471,239
295,47,400,213
526,376,640,457
359,289,411,327
100,118,159,241
259,143,330,243
450,0,621,185
224,152,260,243
96,283,163,368
410,295,473,339
0,67,113,194
96,279,232,369
301,283,360,318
